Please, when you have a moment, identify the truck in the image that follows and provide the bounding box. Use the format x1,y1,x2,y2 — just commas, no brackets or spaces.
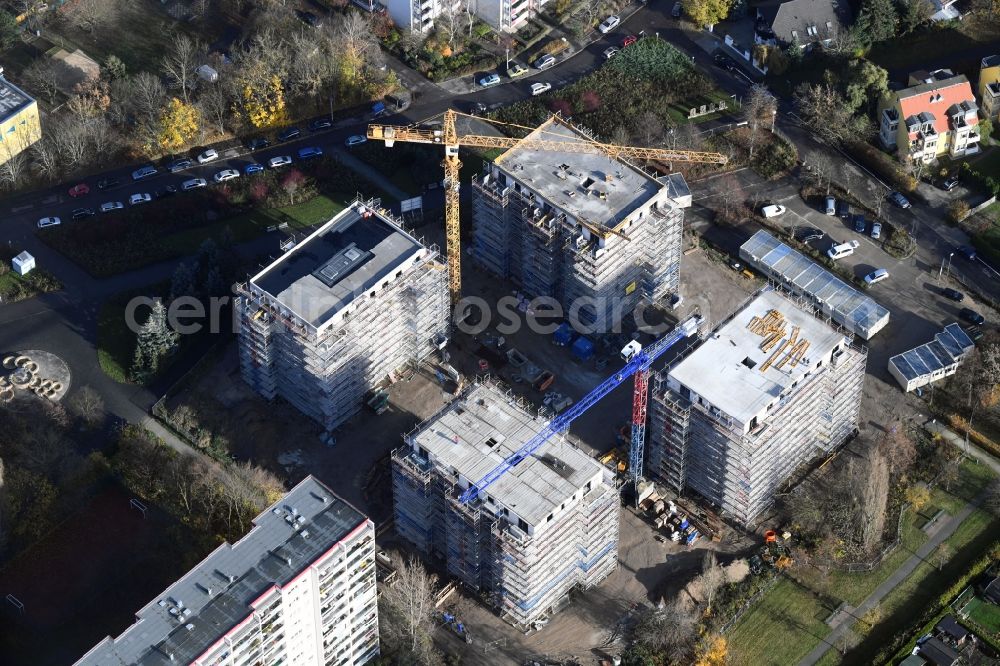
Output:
385,90,411,112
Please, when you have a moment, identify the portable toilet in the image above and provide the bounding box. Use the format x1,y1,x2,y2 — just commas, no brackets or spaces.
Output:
571,336,595,361
553,322,573,346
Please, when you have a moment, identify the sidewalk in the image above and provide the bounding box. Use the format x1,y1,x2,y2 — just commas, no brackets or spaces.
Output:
925,420,1000,476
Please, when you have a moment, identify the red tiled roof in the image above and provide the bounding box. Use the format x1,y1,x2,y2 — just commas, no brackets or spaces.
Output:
897,78,977,137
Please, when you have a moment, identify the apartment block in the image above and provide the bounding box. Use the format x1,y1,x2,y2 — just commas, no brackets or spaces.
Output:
471,116,689,333
878,69,980,162
648,290,866,526
76,476,379,666
979,55,1000,120
0,74,41,164
236,200,449,431
392,381,619,630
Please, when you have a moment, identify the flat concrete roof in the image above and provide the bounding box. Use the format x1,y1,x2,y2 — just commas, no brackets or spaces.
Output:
75,477,368,666
251,202,423,331
495,116,662,232
408,382,602,528
0,77,33,120
668,290,846,425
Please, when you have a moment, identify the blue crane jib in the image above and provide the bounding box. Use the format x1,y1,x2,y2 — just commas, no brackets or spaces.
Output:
458,315,702,505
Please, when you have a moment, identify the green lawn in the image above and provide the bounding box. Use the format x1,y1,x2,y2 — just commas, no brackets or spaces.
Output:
964,595,1000,636
727,577,836,665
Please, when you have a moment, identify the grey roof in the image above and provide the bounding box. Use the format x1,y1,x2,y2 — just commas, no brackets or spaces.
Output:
0,77,34,121
668,289,846,425
919,637,961,666
739,231,890,339
889,323,973,383
659,173,692,208
250,201,424,332
936,615,969,641
494,116,664,235
982,55,1000,68
76,476,368,666
758,0,852,43
406,382,604,529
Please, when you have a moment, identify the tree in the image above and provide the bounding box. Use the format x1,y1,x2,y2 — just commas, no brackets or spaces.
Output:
68,386,105,429
905,483,931,511
842,59,889,116
198,84,229,136
239,74,288,129
71,0,114,33
380,556,441,664
0,133,31,190
22,59,64,106
68,78,111,119
694,634,727,666
934,543,954,570
980,116,994,146
900,0,933,34
746,83,777,160
171,260,198,300
281,169,306,205
855,0,899,44
681,0,733,26
876,422,917,478
157,97,201,152
161,34,203,103
0,467,56,544
700,551,725,616
939,460,960,492
794,82,873,145
331,13,381,102
0,10,19,50
855,605,884,636
132,299,178,380
101,54,127,81
633,598,698,661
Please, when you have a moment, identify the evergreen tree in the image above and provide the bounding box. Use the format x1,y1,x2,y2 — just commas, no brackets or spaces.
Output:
204,266,225,298
131,300,178,381
170,261,198,300
856,0,899,45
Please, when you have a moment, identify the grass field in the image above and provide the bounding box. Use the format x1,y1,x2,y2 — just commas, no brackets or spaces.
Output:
964,595,1000,635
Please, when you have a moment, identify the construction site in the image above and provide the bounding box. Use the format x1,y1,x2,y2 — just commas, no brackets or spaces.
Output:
235,199,450,431
648,289,868,526
469,116,693,331
391,380,620,631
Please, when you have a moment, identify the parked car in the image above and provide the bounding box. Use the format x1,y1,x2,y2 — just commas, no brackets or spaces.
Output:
478,73,501,87
940,287,964,302
837,199,850,219
870,222,882,239
268,155,293,168
128,193,152,206
957,245,977,260
37,216,61,228
761,204,786,218
621,35,638,47
941,176,960,191
469,101,488,115
530,82,552,96
97,177,120,190
297,146,323,160
713,52,737,71
533,54,556,70
671,1,682,17
795,227,824,242
247,138,270,151
864,268,889,286
824,196,836,215
308,117,333,132
155,186,177,199
71,208,94,220
99,201,124,213
889,191,911,208
131,165,157,181
277,127,301,142
297,10,321,27
213,169,240,183
827,240,860,260
181,178,207,190
598,14,620,33
197,149,219,164
244,163,264,175
345,135,367,147
68,183,90,197
603,46,619,59
168,158,193,172
853,214,866,233
506,63,528,78
960,308,986,325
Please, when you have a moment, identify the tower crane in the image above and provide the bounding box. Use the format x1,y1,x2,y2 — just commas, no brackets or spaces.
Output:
459,315,702,505
368,109,728,306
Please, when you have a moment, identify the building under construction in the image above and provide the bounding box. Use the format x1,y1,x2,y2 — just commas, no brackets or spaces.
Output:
648,290,866,525
236,199,449,431
392,381,619,630
471,116,691,331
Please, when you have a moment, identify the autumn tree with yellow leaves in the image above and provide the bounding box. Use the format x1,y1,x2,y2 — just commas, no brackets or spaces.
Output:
694,634,728,666
157,97,201,151
238,75,288,129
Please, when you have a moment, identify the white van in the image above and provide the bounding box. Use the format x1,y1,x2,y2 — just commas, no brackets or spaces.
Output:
827,240,860,260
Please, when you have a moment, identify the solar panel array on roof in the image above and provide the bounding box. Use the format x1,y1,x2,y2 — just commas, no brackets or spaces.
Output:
740,231,890,339
888,323,974,391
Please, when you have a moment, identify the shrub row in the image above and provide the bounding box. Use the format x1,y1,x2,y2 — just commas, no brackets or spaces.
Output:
847,141,918,194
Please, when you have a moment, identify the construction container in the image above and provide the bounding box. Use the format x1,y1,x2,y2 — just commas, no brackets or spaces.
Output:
571,336,595,361
553,322,574,346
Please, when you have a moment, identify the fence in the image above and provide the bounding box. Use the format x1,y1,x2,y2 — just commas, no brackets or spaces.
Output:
719,573,780,634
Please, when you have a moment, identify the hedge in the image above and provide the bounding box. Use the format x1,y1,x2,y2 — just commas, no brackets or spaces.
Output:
847,141,918,194
960,162,1000,197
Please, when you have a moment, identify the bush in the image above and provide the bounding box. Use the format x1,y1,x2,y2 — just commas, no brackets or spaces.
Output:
754,135,798,179
960,162,999,197
473,23,493,39
948,200,971,223
847,141,918,193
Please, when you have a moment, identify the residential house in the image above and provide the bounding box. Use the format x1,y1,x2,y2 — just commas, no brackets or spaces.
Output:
385,0,454,33
385,0,532,34
476,0,547,33
0,74,41,164
929,0,960,21
918,637,961,666
979,55,1000,120
878,70,980,163
755,0,852,49
935,615,970,647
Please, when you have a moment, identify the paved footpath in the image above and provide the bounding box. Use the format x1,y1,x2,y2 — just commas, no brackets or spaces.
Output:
797,478,995,665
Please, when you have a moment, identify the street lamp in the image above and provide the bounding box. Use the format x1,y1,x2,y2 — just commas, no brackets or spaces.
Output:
938,252,954,279
505,48,510,71
771,108,777,133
